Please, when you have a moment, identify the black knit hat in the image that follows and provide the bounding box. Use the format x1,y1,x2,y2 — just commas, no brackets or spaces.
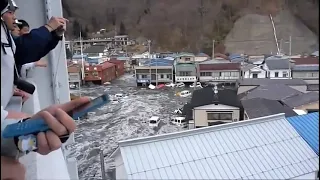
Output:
1,0,9,15
1,0,18,15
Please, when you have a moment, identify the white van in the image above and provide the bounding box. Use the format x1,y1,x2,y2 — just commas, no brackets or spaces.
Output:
170,116,187,127
149,116,161,127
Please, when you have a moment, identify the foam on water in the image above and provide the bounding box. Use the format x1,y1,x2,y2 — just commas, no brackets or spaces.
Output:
68,74,193,179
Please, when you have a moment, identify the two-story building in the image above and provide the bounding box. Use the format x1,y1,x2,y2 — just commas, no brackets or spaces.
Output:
264,57,291,79
135,58,174,86
198,60,241,82
174,53,197,83
291,57,319,82
84,61,116,85
182,86,243,129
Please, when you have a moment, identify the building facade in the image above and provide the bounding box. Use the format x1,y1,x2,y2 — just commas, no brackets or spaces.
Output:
84,61,116,84
198,61,241,82
174,53,197,83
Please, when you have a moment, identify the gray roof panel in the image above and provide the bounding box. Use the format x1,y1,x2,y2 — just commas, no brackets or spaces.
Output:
292,65,319,71
281,92,319,108
118,114,319,179
265,59,290,70
240,84,303,101
241,98,297,118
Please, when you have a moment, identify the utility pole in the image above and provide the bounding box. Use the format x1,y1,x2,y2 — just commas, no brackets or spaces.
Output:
289,36,292,56
212,40,215,59
148,40,151,85
198,0,207,53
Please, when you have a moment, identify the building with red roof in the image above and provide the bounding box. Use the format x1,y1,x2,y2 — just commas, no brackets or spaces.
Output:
84,61,116,84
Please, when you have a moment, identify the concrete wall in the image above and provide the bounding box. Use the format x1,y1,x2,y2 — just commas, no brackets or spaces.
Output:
269,69,291,79
243,70,266,78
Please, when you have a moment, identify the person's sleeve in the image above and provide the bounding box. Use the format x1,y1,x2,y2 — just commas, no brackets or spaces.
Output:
14,26,53,65
20,62,36,79
1,106,20,158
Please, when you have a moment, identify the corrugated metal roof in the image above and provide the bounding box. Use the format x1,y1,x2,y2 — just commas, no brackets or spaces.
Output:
287,112,319,155
118,113,319,179
291,57,319,65
292,65,319,71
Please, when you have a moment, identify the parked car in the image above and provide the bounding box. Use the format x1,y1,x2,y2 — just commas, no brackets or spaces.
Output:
176,82,185,88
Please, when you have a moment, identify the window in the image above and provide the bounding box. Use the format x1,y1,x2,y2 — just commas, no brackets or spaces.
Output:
207,113,232,120
252,73,258,78
160,74,164,79
275,72,279,77
167,74,172,79
283,71,288,77
179,71,191,76
84,73,89,77
141,74,147,78
92,72,99,77
230,72,239,77
200,72,212,76
185,58,191,61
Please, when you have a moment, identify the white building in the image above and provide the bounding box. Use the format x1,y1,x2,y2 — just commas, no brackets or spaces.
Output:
108,113,319,179
241,63,267,79
264,57,291,79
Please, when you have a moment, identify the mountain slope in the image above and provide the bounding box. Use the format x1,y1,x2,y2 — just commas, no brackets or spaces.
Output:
62,0,319,54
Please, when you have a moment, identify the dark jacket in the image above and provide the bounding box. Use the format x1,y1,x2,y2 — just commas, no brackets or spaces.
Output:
14,26,62,72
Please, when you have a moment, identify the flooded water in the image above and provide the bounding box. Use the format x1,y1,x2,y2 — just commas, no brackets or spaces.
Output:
68,74,198,179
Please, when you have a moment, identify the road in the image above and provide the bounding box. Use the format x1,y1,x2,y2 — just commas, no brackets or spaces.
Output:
69,74,195,179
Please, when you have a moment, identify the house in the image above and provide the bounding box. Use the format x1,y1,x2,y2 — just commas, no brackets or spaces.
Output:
67,64,82,88
109,59,125,78
291,57,319,65
241,98,297,119
264,57,291,79
194,52,210,62
241,63,266,79
291,64,319,80
83,44,106,58
281,92,319,113
107,113,319,180
287,112,319,155
198,61,241,82
237,79,307,94
84,61,116,85
116,56,132,72
182,86,243,129
174,53,197,83
135,59,174,86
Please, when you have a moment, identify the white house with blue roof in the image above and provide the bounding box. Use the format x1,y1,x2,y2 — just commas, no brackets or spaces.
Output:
108,113,319,179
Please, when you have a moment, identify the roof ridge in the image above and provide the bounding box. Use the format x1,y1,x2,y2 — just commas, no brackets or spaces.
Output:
118,113,286,147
